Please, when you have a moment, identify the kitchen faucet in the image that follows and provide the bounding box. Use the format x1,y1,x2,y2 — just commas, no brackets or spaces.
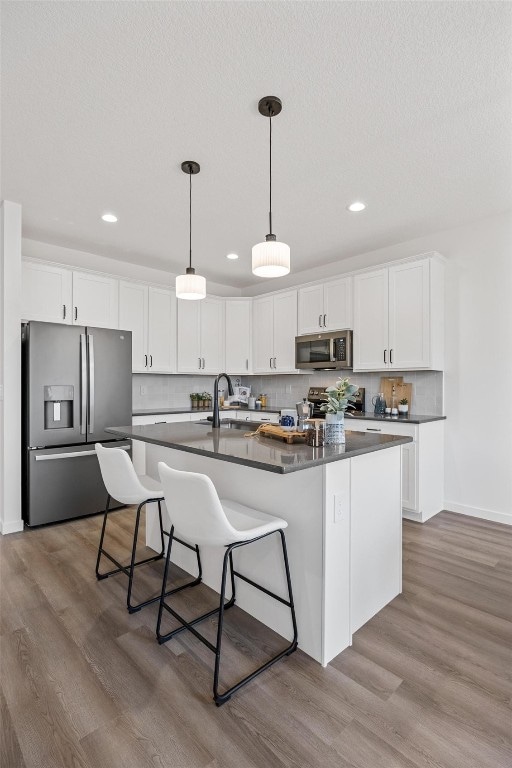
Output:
212,373,234,428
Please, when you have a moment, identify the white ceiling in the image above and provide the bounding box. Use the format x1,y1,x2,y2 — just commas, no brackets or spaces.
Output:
2,1,511,288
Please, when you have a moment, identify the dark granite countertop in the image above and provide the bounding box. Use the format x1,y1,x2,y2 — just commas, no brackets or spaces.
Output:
132,405,284,416
132,406,445,425
345,411,445,425
107,422,412,475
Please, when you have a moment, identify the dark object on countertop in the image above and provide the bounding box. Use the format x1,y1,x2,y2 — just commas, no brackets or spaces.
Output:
212,373,234,428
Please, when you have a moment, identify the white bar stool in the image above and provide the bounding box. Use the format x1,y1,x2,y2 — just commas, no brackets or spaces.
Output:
95,443,202,613
156,461,298,706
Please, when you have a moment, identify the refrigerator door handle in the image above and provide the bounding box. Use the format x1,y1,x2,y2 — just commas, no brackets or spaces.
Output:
87,333,95,434
80,333,87,434
35,445,130,461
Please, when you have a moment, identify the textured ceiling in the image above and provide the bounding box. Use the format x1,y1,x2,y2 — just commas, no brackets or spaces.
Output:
2,1,511,288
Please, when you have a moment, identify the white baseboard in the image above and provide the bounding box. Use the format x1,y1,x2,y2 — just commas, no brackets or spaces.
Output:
444,501,512,527
402,509,422,522
0,518,24,535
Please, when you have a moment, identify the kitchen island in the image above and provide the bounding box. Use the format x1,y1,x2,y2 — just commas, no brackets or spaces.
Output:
107,422,412,665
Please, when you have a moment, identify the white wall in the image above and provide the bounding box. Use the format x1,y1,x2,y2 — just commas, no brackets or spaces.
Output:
0,202,23,534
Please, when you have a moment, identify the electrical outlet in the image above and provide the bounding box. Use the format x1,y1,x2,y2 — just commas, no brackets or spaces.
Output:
140,385,147,395
334,494,343,523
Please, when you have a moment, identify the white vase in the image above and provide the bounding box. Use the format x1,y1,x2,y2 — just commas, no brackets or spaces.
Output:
325,412,345,445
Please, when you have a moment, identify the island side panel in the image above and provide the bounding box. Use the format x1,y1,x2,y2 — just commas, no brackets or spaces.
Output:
322,459,351,666
145,444,326,663
349,445,402,634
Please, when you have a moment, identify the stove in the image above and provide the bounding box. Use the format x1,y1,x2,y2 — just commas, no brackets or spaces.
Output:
307,387,365,418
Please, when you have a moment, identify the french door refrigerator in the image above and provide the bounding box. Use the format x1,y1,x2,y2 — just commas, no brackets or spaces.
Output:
22,321,132,526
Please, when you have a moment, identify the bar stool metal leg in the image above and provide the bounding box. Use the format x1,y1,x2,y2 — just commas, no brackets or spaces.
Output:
156,527,235,645
127,503,203,614
156,527,298,706
96,495,202,614
213,529,298,705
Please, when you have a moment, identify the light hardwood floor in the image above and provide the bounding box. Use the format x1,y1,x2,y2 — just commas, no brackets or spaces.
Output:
1,510,511,768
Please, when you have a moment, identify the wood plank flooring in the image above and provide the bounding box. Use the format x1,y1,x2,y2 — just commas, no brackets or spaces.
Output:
1,510,511,768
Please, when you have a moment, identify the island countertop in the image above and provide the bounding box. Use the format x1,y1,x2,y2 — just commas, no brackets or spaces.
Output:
106,422,412,475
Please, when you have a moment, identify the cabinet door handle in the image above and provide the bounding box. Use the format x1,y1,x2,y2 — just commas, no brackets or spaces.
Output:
319,314,322,328
246,358,249,370
202,357,205,369
390,349,393,364
63,304,66,320
198,357,202,369
367,427,382,432
384,349,387,364
149,355,153,367
74,307,78,321
145,354,148,367
269,357,272,369
323,314,327,327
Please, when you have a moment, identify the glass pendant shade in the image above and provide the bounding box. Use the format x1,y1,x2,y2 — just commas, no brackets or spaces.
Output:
252,239,290,277
175,269,206,300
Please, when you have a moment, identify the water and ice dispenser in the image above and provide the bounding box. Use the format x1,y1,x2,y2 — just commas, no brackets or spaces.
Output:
43,385,74,429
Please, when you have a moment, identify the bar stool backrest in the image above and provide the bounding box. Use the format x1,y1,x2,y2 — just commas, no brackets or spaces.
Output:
95,443,154,505
158,462,237,547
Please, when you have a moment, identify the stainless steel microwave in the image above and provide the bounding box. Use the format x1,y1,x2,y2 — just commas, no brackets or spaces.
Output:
295,330,353,370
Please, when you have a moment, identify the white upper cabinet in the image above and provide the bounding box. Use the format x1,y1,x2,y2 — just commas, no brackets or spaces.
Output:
298,277,352,334
119,281,176,373
353,255,444,371
177,296,225,374
200,297,225,373
22,261,72,324
21,261,118,328
252,290,297,374
353,269,389,370
225,299,252,374
147,287,176,373
72,271,119,328
119,281,148,372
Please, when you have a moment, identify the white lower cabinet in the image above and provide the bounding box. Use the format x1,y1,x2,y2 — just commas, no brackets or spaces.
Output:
234,411,280,424
347,418,444,522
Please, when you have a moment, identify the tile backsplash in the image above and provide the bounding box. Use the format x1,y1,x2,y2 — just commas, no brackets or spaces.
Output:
133,370,443,415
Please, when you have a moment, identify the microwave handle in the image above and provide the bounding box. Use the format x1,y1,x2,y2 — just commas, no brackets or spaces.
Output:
330,337,336,362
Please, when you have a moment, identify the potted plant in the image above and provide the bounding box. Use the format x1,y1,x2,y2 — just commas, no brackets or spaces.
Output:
398,397,409,414
190,393,199,409
320,378,359,445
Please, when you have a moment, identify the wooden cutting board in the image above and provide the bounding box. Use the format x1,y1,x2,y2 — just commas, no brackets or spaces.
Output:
379,376,413,410
247,423,306,444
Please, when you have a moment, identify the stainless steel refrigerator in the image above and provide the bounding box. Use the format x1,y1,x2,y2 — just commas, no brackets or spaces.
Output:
22,321,132,526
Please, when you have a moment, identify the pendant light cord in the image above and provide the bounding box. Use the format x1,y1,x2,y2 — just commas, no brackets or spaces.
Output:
269,110,273,236
189,169,192,270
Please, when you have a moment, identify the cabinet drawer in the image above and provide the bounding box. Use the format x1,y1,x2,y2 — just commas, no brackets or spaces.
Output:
346,419,417,439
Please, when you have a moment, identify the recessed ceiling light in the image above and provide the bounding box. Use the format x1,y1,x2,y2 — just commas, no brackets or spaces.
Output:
347,202,366,212
101,213,118,223
226,253,239,260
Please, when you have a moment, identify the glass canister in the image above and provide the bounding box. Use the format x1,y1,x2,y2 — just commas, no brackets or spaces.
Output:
304,419,326,447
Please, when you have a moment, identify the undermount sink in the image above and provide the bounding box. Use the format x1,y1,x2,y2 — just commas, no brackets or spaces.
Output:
195,418,261,430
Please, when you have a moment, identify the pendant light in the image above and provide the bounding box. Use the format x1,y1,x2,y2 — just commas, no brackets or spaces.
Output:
252,96,290,278
176,161,206,300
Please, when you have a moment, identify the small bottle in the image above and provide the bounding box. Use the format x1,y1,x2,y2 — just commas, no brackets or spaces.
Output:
255,399,262,410
260,393,267,408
